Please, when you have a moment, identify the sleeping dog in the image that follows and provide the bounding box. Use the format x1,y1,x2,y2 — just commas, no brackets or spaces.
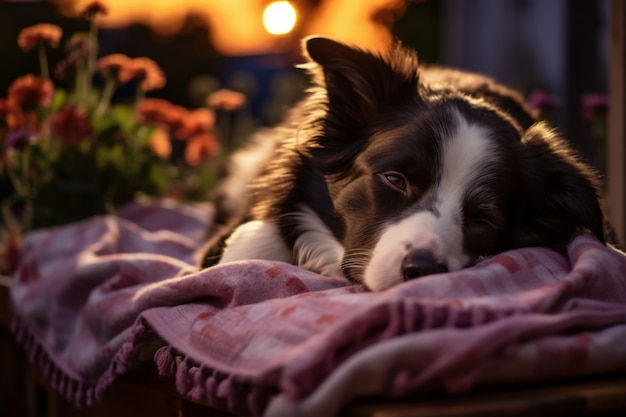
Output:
200,36,606,291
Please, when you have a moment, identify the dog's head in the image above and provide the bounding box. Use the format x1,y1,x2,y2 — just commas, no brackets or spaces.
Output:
302,37,605,291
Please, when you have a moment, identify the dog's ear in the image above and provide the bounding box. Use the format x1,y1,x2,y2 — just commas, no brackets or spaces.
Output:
303,37,419,132
514,122,605,250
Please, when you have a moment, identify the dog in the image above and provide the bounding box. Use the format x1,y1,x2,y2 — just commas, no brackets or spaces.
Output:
200,36,607,291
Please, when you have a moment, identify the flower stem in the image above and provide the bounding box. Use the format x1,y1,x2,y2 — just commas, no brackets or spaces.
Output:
94,75,116,118
4,160,26,198
88,20,98,82
134,83,145,106
38,44,50,80
2,150,34,233
1,196,22,235
74,62,90,106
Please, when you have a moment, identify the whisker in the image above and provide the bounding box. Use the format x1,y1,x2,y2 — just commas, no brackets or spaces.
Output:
341,248,372,281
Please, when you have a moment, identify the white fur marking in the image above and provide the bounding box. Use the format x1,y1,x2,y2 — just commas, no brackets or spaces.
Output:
216,129,278,216
364,110,495,291
220,221,293,264
292,206,345,277
435,110,494,270
364,213,440,291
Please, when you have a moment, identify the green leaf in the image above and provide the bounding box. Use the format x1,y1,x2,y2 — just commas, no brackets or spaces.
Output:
50,89,68,113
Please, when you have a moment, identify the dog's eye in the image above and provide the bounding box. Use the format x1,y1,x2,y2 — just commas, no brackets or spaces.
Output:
470,219,496,231
464,217,499,255
382,172,407,192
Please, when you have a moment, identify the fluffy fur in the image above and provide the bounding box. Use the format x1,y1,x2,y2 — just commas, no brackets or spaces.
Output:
200,37,606,291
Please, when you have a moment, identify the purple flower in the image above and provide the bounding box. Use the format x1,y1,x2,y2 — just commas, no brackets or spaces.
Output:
65,33,91,60
581,93,608,120
54,56,77,80
527,89,562,111
5,129,38,150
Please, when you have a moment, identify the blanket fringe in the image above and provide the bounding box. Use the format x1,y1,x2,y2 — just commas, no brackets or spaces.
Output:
154,345,177,376
172,357,273,417
10,316,157,409
11,312,270,416
10,316,96,407
188,365,206,401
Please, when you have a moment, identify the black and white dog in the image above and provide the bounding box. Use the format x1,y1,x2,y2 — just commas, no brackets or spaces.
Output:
200,37,606,291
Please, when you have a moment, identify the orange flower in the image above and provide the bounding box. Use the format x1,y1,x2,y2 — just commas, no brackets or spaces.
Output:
149,127,172,159
184,133,219,166
80,1,109,20
138,98,185,127
17,24,62,52
0,99,26,131
7,111,27,131
175,108,215,139
98,53,134,80
50,106,94,145
7,74,54,112
206,89,246,111
125,57,166,91
0,232,22,275
0,99,8,127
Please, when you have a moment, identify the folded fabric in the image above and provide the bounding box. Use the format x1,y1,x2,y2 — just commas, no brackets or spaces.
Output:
10,199,626,417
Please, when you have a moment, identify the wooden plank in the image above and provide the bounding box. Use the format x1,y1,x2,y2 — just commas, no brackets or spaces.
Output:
0,276,35,417
345,376,626,417
607,0,626,244
0,275,11,327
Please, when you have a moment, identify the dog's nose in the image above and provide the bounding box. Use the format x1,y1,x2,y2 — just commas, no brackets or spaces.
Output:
401,249,448,280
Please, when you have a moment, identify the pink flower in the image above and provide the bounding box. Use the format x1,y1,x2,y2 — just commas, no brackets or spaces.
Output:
17,24,62,52
50,106,94,144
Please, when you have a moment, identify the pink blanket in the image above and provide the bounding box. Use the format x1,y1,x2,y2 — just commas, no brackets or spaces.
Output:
9,199,626,416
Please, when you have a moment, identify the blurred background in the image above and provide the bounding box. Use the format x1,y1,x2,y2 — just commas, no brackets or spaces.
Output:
0,0,611,169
